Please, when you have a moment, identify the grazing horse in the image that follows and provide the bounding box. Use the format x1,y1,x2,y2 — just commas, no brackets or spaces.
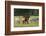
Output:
30,18,39,22
23,16,30,24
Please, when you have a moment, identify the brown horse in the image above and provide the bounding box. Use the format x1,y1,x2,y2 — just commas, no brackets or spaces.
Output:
23,16,30,24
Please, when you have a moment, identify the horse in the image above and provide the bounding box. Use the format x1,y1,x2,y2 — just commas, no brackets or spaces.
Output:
30,18,39,23
23,16,30,24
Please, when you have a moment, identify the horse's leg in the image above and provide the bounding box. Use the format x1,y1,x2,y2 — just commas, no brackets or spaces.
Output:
27,21,29,24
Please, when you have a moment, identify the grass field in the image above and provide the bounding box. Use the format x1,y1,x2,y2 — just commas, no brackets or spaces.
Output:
14,16,39,27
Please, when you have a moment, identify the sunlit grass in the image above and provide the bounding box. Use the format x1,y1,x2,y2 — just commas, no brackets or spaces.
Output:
14,16,39,27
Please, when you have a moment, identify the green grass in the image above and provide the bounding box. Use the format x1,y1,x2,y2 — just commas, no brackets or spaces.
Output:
14,16,39,27
14,22,39,27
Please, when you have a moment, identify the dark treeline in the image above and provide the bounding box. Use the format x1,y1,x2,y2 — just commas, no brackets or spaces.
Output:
14,8,39,16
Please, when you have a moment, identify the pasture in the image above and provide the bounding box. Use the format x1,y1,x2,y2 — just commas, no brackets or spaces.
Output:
14,16,39,27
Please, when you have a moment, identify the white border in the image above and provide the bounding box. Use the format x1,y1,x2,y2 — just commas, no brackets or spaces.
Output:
11,5,42,31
